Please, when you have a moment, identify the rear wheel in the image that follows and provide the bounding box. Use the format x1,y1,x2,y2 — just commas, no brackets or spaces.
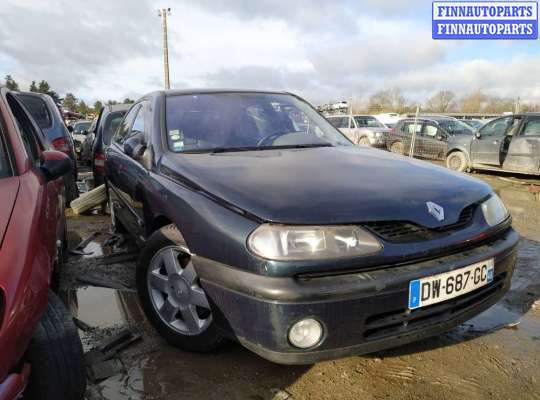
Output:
446,151,468,172
25,292,86,400
358,136,370,146
137,225,223,352
390,141,405,155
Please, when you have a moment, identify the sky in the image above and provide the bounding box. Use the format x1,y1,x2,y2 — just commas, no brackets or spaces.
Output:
1,0,539,105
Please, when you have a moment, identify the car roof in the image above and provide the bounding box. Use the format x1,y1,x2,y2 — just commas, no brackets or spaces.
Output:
148,88,291,98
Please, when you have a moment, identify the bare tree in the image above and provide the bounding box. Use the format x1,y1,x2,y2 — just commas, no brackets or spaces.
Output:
482,96,514,114
368,88,408,113
460,90,485,113
426,90,456,112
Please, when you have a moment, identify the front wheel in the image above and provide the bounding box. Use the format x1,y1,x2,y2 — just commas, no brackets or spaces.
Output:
390,141,405,155
358,136,370,146
25,292,86,400
446,151,468,172
137,225,223,352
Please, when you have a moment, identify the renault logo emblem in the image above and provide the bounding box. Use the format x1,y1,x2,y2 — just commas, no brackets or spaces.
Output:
426,201,445,222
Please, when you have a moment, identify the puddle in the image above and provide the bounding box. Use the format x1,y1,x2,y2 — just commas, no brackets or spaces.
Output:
460,304,522,333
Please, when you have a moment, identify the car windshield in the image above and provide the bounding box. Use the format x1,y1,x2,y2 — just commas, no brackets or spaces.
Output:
354,116,385,128
165,93,352,153
17,95,52,129
73,121,91,134
438,119,475,135
103,111,126,145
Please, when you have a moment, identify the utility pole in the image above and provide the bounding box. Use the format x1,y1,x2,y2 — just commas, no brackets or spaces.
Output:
158,8,171,90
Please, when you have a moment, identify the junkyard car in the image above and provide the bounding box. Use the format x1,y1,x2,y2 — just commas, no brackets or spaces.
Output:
68,120,91,158
446,113,540,175
326,114,390,147
91,104,130,185
106,90,518,364
0,87,86,399
17,92,79,203
387,116,475,160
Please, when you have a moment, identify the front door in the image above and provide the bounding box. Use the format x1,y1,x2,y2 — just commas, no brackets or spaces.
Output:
504,115,540,174
471,116,512,166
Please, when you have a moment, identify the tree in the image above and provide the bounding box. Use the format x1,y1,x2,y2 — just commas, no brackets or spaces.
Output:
426,90,456,113
37,80,50,93
77,100,89,116
460,90,485,113
106,100,118,106
4,75,19,91
368,88,408,113
482,96,514,114
62,93,78,112
93,101,103,113
123,98,134,104
29,80,38,92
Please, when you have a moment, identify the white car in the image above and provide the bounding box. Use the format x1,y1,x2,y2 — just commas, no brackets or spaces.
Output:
326,115,391,147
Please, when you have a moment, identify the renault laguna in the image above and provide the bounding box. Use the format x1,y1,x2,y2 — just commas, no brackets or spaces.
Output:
105,90,518,364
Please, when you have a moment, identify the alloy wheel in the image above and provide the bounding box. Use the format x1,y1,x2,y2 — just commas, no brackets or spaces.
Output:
147,246,212,336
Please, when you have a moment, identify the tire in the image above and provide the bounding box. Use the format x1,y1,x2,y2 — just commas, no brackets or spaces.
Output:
137,224,223,352
446,151,468,172
390,141,405,155
25,292,86,400
358,136,370,146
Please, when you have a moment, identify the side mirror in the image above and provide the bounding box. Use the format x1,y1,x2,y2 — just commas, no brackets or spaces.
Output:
67,125,74,133
124,133,146,159
475,131,482,139
40,150,73,182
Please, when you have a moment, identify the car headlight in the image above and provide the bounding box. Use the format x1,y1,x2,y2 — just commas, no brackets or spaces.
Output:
247,224,382,261
481,194,509,227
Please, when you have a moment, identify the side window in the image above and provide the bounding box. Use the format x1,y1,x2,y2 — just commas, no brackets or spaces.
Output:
0,128,11,178
348,118,355,128
402,122,422,135
7,95,42,165
480,117,512,137
521,117,540,137
131,108,145,136
114,105,141,145
328,117,348,129
17,95,52,130
423,123,439,137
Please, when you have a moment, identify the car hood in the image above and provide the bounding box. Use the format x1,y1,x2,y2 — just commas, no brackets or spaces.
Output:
162,146,492,227
0,177,19,248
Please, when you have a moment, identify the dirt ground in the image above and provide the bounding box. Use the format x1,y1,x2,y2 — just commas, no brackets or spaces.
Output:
63,169,540,400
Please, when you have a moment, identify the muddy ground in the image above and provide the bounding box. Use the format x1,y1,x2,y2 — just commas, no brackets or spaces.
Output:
63,169,540,400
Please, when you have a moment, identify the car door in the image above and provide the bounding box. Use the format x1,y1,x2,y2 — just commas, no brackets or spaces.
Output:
471,116,513,166
421,122,447,160
106,103,149,243
503,115,540,174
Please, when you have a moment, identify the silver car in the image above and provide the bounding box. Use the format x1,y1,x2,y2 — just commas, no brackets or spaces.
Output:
326,114,391,147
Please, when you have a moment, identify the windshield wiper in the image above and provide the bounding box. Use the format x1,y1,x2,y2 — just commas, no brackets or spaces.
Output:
180,143,334,154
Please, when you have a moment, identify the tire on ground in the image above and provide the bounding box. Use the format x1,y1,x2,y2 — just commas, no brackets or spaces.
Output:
446,151,468,172
390,141,405,155
137,224,224,352
25,291,86,400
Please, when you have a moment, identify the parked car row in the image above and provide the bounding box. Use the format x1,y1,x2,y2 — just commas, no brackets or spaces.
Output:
103,89,518,365
0,86,85,400
328,112,540,176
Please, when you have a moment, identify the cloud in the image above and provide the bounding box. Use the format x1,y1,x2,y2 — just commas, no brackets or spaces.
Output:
0,0,538,106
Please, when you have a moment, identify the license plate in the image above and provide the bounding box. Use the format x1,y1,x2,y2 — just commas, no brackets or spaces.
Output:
408,259,494,310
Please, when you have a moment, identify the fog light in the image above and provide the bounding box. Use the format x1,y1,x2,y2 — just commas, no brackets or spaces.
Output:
288,318,323,349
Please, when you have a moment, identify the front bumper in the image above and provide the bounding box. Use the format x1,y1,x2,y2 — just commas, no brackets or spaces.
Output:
195,228,519,364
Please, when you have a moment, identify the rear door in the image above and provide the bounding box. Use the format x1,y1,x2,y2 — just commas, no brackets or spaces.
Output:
503,115,540,174
471,116,513,166
421,122,447,160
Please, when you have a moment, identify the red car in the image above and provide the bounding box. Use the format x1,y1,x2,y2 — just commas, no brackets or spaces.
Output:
0,87,86,400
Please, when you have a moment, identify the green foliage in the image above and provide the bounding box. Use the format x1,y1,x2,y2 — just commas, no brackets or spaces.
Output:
4,75,19,91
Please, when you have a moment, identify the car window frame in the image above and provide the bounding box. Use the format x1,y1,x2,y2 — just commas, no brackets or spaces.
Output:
16,94,53,130
479,116,513,137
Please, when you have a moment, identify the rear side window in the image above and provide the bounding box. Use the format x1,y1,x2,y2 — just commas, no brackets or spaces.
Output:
17,94,52,129
521,117,540,137
402,122,422,135
103,111,127,145
328,117,349,129
480,117,512,137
